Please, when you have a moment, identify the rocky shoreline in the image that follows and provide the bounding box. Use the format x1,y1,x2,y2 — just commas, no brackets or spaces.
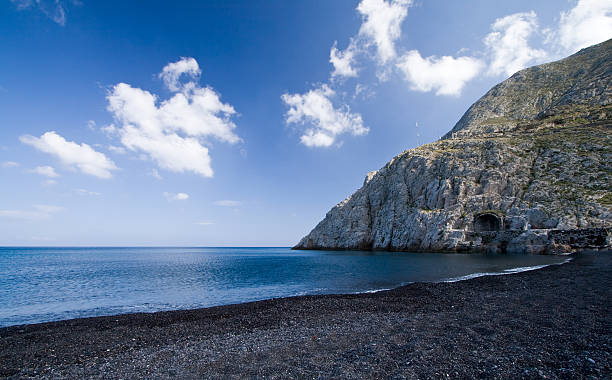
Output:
1,250,610,379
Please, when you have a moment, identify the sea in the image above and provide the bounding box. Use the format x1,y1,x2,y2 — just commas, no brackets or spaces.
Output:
0,247,570,327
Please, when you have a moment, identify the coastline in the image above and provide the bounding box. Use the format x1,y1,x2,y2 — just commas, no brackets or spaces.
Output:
1,251,610,378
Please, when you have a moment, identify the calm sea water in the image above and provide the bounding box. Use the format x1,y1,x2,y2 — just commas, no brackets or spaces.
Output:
0,247,568,327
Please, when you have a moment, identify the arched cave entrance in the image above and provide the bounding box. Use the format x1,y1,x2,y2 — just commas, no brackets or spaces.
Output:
474,213,501,232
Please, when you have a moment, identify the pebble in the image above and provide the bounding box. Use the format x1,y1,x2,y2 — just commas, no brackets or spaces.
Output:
1,251,609,379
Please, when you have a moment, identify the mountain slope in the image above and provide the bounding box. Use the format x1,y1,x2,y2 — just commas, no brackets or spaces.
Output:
294,39,611,254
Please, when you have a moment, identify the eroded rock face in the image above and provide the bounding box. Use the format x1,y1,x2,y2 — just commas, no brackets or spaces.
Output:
294,39,612,254
443,38,612,139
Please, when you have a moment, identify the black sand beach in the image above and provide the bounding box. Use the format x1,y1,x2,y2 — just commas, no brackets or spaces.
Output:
1,251,610,379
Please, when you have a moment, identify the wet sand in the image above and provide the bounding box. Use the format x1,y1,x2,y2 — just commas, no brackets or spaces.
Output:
1,251,610,379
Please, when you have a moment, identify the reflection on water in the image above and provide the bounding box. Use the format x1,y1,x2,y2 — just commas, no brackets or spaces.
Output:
0,247,568,327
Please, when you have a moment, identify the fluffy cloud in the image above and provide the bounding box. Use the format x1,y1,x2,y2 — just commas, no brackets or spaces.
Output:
330,42,358,79
158,57,201,92
175,193,189,200
558,0,612,53
484,12,548,76
20,132,117,179
397,2,609,94
326,0,413,80
286,0,412,145
281,85,368,147
164,192,189,201
396,51,484,96
329,0,483,96
357,0,412,64
0,204,63,220
30,165,59,178
107,58,240,178
290,0,611,131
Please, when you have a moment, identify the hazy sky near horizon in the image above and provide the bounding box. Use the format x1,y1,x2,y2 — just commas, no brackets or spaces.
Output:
1,0,611,246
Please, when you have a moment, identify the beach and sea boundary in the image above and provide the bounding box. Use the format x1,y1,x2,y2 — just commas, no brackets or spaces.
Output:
1,250,609,379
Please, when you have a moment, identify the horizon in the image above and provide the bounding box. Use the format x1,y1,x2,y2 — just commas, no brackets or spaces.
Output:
0,245,293,248
1,0,611,246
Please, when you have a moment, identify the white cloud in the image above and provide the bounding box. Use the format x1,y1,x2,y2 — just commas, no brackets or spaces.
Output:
353,83,375,100
101,124,117,136
0,204,63,220
324,0,480,97
30,165,59,178
558,0,612,53
196,221,215,226
330,41,358,79
0,210,43,220
1,161,19,168
284,0,414,138
396,51,484,96
10,0,67,25
164,192,189,201
395,3,608,94
158,57,202,92
106,58,240,178
108,145,126,154
20,131,117,179
73,188,101,196
484,11,548,77
34,204,63,214
281,85,368,147
43,179,57,186
214,200,242,207
175,193,189,200
356,0,413,64
149,168,163,180
86,120,96,131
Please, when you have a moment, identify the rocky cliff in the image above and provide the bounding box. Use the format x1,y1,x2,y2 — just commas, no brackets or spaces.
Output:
294,39,612,254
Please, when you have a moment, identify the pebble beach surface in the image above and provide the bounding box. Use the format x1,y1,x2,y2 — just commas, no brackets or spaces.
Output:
1,251,610,379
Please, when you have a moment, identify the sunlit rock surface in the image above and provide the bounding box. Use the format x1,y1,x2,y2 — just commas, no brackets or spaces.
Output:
294,39,612,254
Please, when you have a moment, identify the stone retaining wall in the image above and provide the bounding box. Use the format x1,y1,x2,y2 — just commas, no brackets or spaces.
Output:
471,227,611,254
548,228,610,249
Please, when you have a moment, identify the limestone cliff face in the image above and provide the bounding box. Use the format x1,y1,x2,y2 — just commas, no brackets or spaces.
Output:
294,39,612,254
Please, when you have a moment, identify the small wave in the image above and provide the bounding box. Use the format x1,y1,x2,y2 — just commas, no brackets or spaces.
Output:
502,264,548,273
354,280,417,294
360,288,393,294
443,258,572,283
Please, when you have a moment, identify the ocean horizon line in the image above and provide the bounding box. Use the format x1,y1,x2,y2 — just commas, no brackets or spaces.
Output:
0,245,293,249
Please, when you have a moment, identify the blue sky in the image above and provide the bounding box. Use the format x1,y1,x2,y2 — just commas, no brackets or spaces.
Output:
1,0,610,246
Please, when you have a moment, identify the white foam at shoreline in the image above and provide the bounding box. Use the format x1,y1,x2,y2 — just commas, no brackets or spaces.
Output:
353,258,574,295
361,287,393,294
351,258,573,294
443,258,573,283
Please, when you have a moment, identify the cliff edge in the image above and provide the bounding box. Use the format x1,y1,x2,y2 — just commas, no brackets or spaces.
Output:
294,39,612,254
